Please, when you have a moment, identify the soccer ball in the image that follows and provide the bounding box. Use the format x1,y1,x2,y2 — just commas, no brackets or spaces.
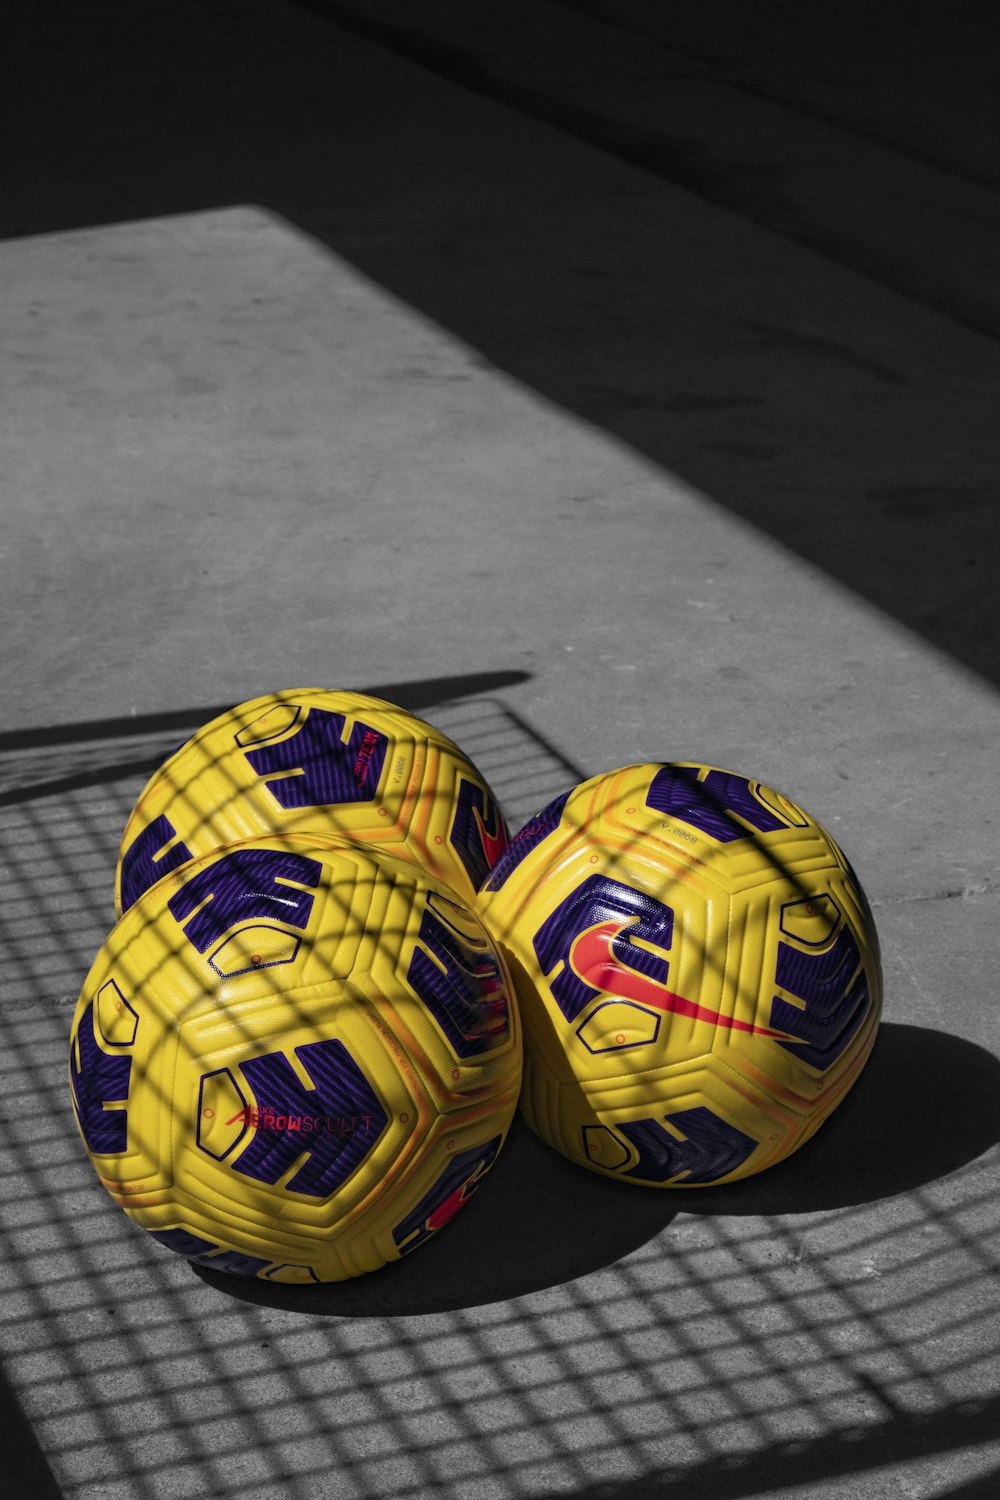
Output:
70,835,522,1281
115,690,509,916
478,762,881,1187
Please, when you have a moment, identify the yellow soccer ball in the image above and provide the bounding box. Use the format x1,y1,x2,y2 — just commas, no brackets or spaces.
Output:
115,690,509,915
71,836,521,1281
479,762,881,1187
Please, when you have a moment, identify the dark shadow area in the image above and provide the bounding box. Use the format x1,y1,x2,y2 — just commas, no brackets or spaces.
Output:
194,1111,677,1312
304,0,1000,335
576,1396,1000,1499
567,0,1000,190
4,1,1000,687
195,1023,1000,1314
679,1021,1000,1216
938,1476,1000,1500
0,1363,64,1500
939,1474,1000,1500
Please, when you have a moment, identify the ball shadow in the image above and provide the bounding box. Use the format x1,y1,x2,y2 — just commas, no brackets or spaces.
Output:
195,1022,1000,1315
193,1111,675,1314
684,1021,1000,1217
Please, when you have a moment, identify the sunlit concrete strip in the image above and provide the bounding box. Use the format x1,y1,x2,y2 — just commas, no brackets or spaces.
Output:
2,205,998,920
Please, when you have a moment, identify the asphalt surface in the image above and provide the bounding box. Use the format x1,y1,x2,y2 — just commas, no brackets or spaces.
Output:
2,3,999,1497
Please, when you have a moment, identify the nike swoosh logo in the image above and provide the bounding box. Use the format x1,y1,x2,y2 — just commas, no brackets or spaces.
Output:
569,920,799,1041
474,806,508,868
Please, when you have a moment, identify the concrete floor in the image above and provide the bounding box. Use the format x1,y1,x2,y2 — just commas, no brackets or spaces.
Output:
2,2,999,1496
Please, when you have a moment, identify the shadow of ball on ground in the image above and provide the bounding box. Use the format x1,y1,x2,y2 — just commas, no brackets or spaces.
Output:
687,1022,1000,1218
193,1111,680,1315
194,1023,999,1314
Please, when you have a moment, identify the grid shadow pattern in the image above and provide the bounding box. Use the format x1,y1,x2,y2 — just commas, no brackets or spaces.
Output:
1,688,999,1499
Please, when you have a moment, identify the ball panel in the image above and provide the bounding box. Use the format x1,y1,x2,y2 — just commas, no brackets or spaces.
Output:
480,761,882,1187
115,689,509,913
72,835,522,1280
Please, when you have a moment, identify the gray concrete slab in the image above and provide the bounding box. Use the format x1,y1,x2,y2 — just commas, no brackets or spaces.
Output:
2,3,999,1498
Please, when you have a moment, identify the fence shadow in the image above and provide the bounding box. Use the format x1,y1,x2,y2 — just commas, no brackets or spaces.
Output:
576,1397,1000,1500
196,1021,1000,1314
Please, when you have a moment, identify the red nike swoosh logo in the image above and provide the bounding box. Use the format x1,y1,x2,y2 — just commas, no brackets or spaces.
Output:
569,920,799,1041
474,806,508,868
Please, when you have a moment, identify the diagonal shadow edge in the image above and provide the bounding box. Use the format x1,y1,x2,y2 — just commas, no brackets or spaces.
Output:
4,3,1000,690
0,671,532,756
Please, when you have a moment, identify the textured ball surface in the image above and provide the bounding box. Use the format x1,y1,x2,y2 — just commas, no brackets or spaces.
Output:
479,762,881,1187
71,836,522,1281
115,690,509,915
